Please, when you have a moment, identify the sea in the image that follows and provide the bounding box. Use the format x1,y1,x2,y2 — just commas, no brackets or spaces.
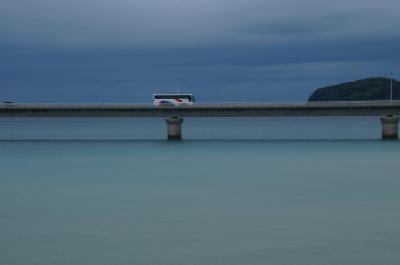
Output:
1,117,400,265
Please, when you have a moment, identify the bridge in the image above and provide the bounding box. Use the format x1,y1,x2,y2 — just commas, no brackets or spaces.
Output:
1,100,400,139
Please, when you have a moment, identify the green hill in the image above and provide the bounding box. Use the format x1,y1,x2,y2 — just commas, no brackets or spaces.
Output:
308,77,399,101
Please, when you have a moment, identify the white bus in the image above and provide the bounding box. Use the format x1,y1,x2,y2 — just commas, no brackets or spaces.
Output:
153,94,195,106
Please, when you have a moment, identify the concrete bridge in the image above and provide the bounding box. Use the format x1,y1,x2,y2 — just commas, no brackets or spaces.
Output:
1,100,400,139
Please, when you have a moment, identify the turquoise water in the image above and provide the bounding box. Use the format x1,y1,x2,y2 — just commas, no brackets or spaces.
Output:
1,118,400,265
0,117,381,140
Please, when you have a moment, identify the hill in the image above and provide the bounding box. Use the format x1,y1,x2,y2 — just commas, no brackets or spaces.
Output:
308,77,399,101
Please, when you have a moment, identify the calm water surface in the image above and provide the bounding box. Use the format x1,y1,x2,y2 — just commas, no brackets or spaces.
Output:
0,118,399,265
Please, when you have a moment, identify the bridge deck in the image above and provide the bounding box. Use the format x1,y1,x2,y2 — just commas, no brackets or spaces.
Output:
1,101,400,117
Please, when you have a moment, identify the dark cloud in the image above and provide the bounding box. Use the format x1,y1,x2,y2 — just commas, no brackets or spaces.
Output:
1,40,399,103
1,0,399,47
240,12,356,38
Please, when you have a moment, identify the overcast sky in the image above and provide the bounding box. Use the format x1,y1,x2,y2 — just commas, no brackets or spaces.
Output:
1,0,399,102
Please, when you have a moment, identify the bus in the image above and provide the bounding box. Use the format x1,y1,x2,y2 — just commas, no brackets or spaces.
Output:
153,94,195,106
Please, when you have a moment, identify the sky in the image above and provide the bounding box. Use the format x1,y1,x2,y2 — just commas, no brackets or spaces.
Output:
1,0,400,102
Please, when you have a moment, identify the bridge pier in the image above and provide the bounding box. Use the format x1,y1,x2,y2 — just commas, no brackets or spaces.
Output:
380,115,399,139
165,117,183,140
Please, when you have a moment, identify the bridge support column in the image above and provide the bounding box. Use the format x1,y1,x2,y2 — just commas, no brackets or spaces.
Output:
380,115,399,139
165,116,183,140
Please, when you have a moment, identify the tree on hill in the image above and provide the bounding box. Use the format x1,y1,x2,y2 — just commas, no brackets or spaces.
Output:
308,77,399,101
